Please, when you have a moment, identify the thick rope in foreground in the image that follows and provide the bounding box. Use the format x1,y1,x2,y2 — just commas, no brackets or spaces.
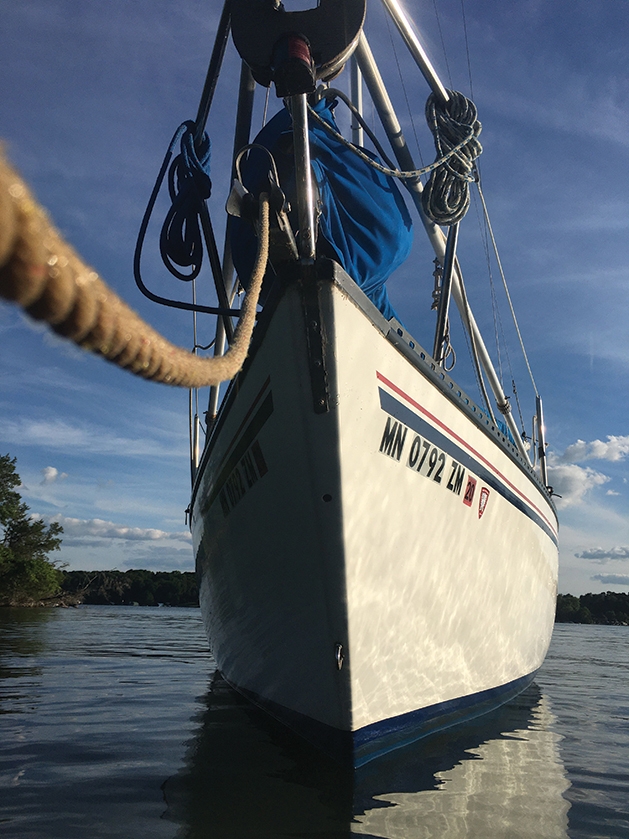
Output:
0,153,269,388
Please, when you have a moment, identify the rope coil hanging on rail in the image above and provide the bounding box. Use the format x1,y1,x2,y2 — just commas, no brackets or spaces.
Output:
0,153,269,388
422,89,482,226
159,120,212,281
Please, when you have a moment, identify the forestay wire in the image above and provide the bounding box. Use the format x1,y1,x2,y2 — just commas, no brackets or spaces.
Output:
476,181,539,397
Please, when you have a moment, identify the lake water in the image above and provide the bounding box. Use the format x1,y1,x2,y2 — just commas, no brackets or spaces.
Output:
0,607,627,838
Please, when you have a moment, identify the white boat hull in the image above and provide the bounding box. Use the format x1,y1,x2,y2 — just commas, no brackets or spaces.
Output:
191,266,558,765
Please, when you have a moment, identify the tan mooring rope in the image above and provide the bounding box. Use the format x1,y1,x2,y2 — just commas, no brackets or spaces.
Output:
0,152,269,388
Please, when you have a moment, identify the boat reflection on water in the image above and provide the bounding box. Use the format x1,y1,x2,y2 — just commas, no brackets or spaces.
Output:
352,690,570,839
162,674,570,839
162,673,354,837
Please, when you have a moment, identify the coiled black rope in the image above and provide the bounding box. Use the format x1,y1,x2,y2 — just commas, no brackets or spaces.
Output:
422,90,482,226
134,121,241,317
159,120,212,281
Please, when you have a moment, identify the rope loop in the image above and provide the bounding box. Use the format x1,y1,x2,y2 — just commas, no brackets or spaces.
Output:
307,96,474,183
159,120,212,281
422,90,482,226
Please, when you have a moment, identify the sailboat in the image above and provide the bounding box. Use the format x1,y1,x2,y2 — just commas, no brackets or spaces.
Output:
143,0,559,766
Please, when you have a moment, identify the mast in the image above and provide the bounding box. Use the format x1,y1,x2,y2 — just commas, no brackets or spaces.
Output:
380,0,449,105
291,92,317,263
432,222,458,364
350,56,364,146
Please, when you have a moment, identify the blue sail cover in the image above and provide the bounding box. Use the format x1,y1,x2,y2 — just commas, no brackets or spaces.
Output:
231,99,413,320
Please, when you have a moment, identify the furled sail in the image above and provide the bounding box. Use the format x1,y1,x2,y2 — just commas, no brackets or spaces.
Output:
231,98,413,320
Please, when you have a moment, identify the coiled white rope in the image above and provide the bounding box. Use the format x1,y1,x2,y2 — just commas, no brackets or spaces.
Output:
421,90,482,226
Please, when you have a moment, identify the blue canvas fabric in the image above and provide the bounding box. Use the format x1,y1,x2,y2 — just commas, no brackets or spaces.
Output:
231,99,413,321
497,419,518,447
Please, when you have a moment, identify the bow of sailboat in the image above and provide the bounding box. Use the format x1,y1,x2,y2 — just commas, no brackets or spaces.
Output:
164,0,559,766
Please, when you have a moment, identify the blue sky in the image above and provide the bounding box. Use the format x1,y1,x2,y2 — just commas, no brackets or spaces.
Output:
1,0,628,594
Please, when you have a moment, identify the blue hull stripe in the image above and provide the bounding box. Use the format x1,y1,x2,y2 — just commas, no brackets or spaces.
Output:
379,388,558,547
354,670,538,766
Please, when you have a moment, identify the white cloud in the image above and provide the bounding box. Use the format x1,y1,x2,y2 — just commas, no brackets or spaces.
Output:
40,466,68,485
545,435,629,507
546,463,609,508
576,546,629,563
554,435,629,465
45,514,191,544
591,574,629,586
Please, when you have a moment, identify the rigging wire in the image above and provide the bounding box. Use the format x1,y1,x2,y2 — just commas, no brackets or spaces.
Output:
471,188,503,384
432,0,453,90
261,86,270,128
456,268,496,422
511,378,527,437
472,190,528,435
476,181,539,396
439,4,530,437
460,0,475,100
458,303,494,420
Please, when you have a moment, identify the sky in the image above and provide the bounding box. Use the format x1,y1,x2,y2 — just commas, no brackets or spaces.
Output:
1,0,628,594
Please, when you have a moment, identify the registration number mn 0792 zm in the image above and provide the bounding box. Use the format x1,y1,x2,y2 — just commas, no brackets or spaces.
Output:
379,416,477,507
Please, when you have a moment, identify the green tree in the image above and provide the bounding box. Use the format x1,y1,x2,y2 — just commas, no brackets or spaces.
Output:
0,454,63,605
555,594,581,622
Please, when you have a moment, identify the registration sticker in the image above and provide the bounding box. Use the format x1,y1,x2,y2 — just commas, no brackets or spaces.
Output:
463,476,477,507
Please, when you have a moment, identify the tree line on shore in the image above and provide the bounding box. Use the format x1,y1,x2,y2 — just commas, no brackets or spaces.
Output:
59,569,199,607
57,578,629,621
555,592,629,625
0,453,199,607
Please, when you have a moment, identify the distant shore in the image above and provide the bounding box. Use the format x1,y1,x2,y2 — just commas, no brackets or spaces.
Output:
2,569,200,609
555,592,629,625
2,573,628,622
